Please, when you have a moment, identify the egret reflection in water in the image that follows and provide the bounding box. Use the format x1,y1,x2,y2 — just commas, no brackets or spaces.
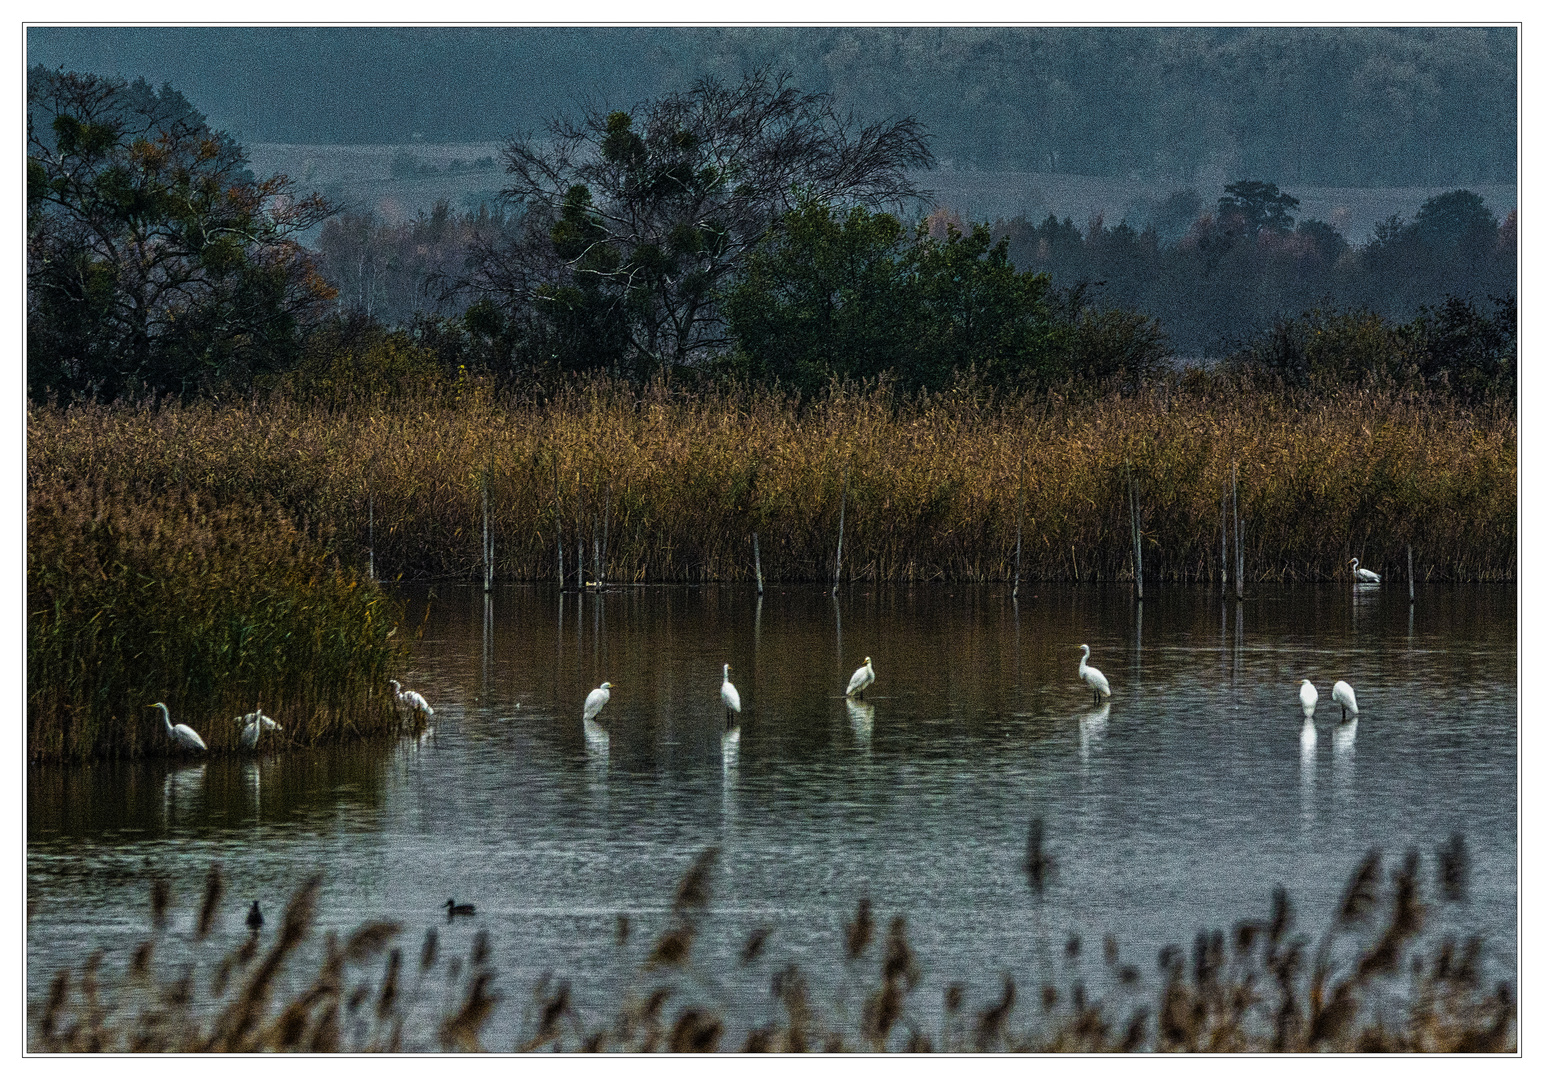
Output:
845,698,874,750
161,762,206,826
583,717,610,799
1300,719,1318,831
1079,701,1110,763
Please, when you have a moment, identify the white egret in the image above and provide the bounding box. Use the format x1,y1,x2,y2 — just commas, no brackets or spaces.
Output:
845,657,876,699
444,899,476,918
1077,645,1112,702
1298,679,1318,717
246,901,264,932
721,664,742,722
389,679,434,716
1331,680,1359,721
151,702,207,752
583,682,613,723
1350,558,1381,584
237,710,282,749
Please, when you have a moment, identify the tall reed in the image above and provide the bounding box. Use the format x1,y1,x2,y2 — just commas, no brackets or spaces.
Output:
28,836,1514,1053
28,373,1514,588
27,479,406,761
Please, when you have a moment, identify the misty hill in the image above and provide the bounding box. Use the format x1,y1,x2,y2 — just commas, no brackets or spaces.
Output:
27,26,1515,187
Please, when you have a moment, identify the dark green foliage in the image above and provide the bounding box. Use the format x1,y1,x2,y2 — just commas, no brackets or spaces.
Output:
1232,296,1514,402
997,183,1514,360
1217,180,1300,238
727,202,1165,393
27,66,336,400
464,70,933,378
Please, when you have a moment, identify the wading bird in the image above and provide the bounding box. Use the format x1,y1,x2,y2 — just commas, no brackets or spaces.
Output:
151,702,207,752
1332,680,1360,721
583,682,613,723
445,899,475,918
1077,645,1112,702
246,901,263,932
237,710,282,749
845,657,876,699
721,664,742,723
1299,679,1318,717
1350,558,1381,584
389,679,434,716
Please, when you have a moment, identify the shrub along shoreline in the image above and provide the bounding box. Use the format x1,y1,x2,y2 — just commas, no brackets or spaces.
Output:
27,482,408,763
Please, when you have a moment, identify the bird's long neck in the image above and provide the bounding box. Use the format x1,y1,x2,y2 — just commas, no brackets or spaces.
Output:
159,704,173,734
723,665,730,681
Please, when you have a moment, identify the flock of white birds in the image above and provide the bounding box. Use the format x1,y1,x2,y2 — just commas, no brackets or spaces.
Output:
151,558,1383,753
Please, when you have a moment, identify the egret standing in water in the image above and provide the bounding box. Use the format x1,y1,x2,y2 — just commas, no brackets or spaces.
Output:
1298,679,1318,717
583,682,613,723
845,657,875,699
389,679,434,716
237,709,282,749
151,702,207,752
1332,680,1359,721
1350,558,1381,584
1077,645,1112,702
720,664,742,724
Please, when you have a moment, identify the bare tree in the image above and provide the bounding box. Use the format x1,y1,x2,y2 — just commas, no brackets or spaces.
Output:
465,70,934,376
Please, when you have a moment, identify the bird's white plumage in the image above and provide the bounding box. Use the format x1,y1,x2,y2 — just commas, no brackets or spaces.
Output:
389,679,434,715
845,657,875,698
1331,680,1359,718
238,713,282,749
583,682,613,723
1299,679,1318,715
721,664,742,715
153,702,207,752
1350,558,1381,584
1078,644,1112,699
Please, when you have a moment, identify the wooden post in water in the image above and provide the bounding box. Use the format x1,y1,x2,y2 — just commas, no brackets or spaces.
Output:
1012,450,1025,599
1232,461,1243,601
553,457,564,589
482,466,492,594
1408,543,1415,601
753,532,764,595
833,464,849,596
602,482,611,584
1127,460,1143,601
1219,502,1227,589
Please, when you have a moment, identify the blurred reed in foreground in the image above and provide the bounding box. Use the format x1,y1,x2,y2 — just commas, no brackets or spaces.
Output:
29,372,1514,587
29,835,1513,1053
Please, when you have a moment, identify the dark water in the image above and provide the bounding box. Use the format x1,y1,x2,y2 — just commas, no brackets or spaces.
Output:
28,583,1517,1048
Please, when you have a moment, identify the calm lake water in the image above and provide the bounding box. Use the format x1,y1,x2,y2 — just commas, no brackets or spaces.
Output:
28,583,1517,1049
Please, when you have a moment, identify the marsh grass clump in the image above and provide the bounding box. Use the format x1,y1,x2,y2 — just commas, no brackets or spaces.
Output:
30,838,1514,1053
29,372,1514,592
27,477,407,762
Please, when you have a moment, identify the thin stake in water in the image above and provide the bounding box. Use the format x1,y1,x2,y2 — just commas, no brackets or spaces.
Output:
833,464,849,597
1127,459,1143,601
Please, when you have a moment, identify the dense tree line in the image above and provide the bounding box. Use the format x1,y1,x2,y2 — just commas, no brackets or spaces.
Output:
28,67,1517,405
996,182,1516,357
30,27,1515,186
